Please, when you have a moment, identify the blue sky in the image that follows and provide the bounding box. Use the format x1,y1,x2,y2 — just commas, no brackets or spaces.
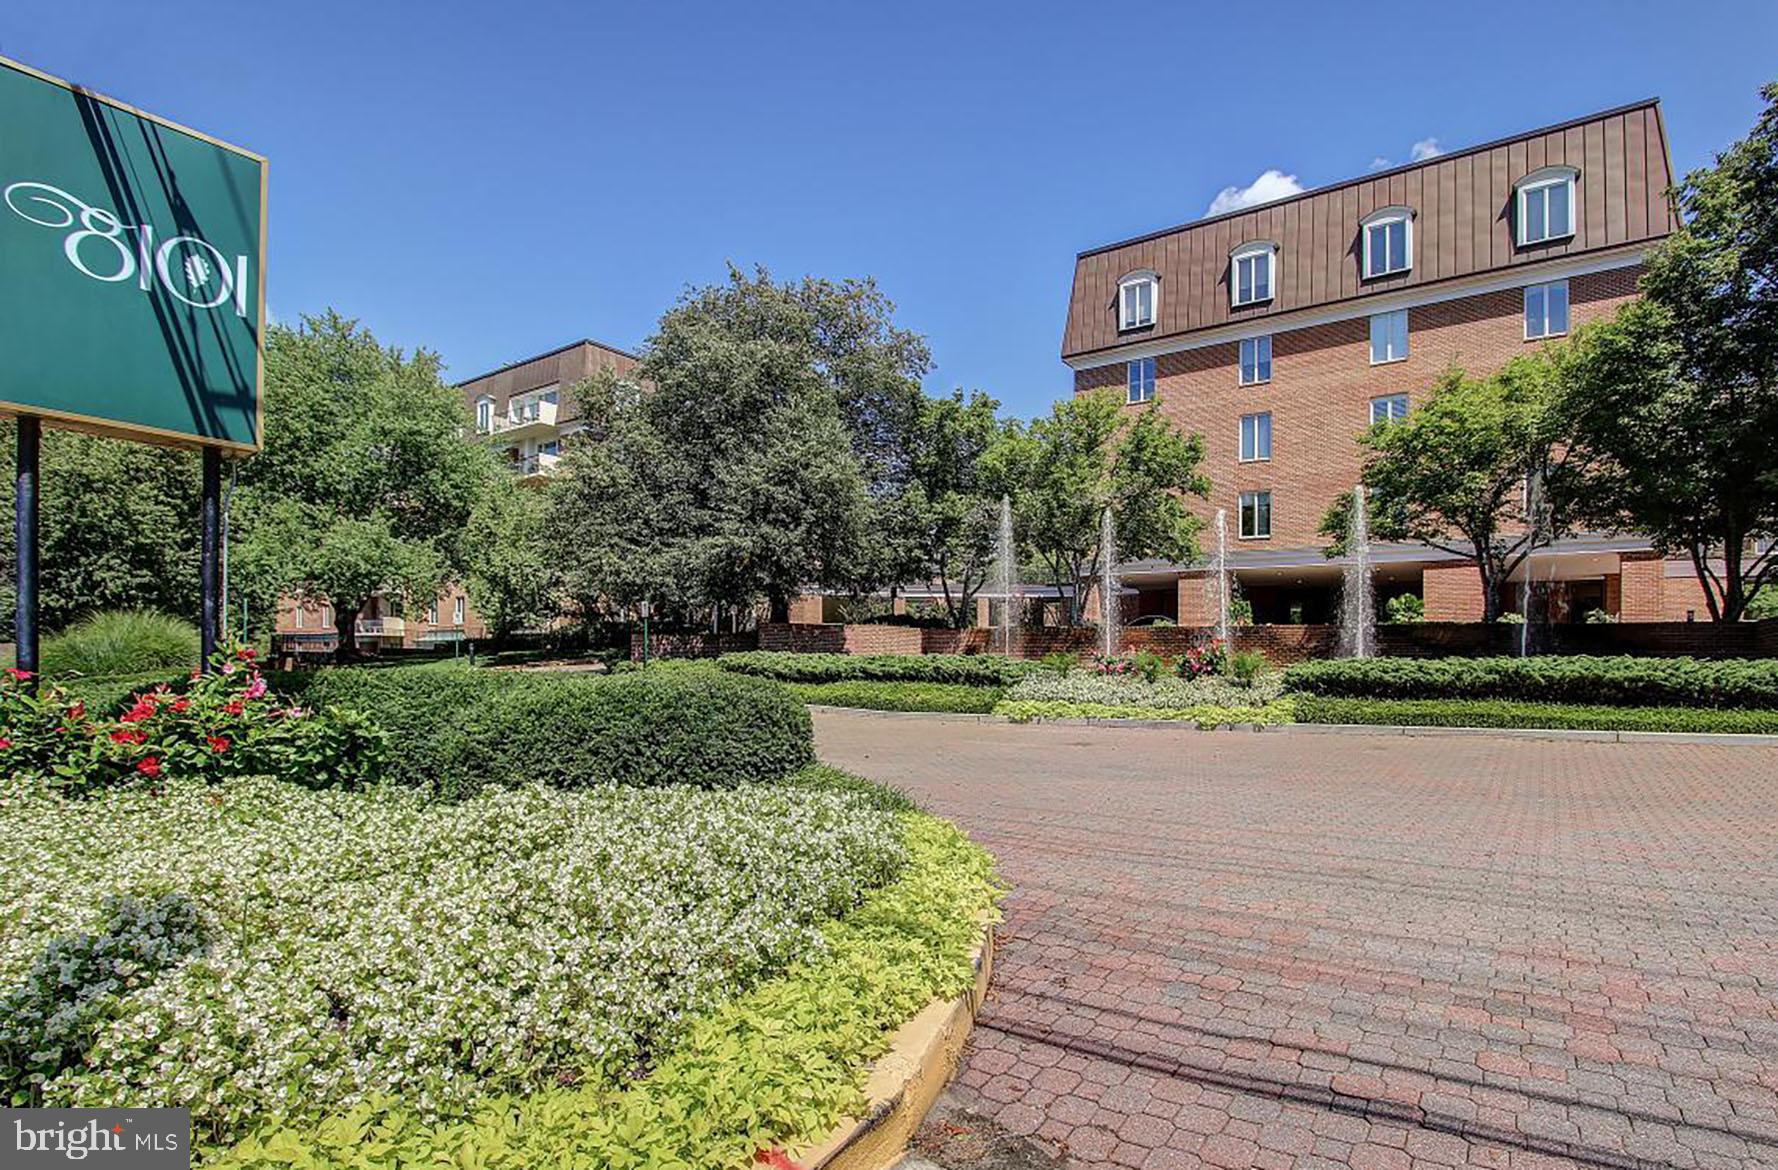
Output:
9,1,1774,418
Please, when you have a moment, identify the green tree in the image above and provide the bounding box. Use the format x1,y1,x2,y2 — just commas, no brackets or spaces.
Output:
234,311,495,659
1558,83,1778,621
0,426,203,639
1321,360,1568,623
464,476,557,648
889,390,1007,626
988,391,1208,626
546,269,872,622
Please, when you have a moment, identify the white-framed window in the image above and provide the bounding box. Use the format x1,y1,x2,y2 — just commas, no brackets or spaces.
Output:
1126,357,1156,404
1370,393,1410,425
293,606,306,630
425,602,439,625
454,596,466,625
1239,412,1272,462
1524,279,1571,339
1361,207,1413,278
1239,490,1272,539
1239,335,1272,385
1370,309,1409,364
1118,272,1157,330
475,396,494,432
1230,242,1275,307
1516,167,1577,246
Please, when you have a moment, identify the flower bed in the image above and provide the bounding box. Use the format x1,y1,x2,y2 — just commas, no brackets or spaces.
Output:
995,699,1293,727
212,811,996,1170
1000,669,1285,710
0,773,909,1149
1281,655,1778,708
716,651,1031,687
1292,696,1778,734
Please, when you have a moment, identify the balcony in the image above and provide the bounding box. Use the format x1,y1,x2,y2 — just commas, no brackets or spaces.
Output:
485,400,559,443
518,451,561,482
354,617,407,640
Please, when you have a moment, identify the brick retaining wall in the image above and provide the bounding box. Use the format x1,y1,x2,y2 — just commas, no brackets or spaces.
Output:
630,631,759,660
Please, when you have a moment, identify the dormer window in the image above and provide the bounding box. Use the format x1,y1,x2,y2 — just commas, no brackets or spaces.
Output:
1516,166,1577,246
1230,242,1275,308
475,395,494,432
1361,207,1413,278
1118,271,1157,331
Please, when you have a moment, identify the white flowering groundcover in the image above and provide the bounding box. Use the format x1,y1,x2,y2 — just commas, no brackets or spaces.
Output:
1001,669,1286,709
0,777,904,1146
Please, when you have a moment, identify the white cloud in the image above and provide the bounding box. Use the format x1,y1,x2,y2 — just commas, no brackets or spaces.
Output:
1206,169,1305,216
1409,137,1443,161
1368,156,1391,171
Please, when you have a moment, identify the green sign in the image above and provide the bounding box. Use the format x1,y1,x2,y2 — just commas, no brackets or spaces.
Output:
0,55,265,451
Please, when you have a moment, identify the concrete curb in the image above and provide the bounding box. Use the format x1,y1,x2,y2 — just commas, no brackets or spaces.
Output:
806,705,1778,746
773,918,996,1170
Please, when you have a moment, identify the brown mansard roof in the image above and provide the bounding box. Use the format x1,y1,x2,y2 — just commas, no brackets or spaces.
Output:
1061,99,1677,362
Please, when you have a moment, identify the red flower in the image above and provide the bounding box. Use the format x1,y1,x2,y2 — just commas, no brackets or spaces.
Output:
121,699,158,723
0,737,11,751
67,701,86,720
5,667,31,681
110,729,147,745
170,698,191,714
223,700,245,716
208,736,231,754
136,757,162,778
236,647,257,661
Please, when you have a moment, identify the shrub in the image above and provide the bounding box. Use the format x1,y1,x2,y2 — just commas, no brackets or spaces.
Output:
0,777,907,1146
301,664,813,796
1131,649,1167,683
209,811,996,1170
787,681,1002,714
1229,597,1254,626
1224,649,1269,685
0,655,385,793
1089,655,1138,677
39,610,200,679
1584,608,1620,624
1384,594,1425,623
716,651,1029,686
1037,651,1078,676
1176,638,1228,680
1291,696,1778,735
1281,655,1778,709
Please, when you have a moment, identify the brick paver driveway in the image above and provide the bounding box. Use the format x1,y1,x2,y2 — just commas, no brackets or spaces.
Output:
814,712,1778,1170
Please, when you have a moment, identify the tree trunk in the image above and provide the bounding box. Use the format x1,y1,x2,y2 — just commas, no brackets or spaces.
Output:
333,601,362,664
1476,559,1503,624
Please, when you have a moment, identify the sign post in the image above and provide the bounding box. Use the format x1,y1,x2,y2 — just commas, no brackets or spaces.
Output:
1,55,266,674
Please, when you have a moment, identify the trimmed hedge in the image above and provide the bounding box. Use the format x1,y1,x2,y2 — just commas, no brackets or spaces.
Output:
1293,696,1778,734
1282,655,1778,709
300,665,813,796
789,681,1003,714
716,651,1031,686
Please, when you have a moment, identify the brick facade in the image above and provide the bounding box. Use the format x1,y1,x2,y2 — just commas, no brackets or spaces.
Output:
1075,268,1642,553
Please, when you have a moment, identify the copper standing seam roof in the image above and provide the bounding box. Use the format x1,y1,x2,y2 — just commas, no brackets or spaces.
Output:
1061,99,1677,362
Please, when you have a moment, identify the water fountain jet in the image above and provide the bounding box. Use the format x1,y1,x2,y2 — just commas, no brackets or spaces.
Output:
1338,485,1376,658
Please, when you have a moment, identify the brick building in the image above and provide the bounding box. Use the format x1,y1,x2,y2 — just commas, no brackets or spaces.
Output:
1063,99,1714,624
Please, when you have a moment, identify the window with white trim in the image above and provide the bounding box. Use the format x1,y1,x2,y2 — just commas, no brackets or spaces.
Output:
454,596,466,625
1118,273,1156,330
1370,393,1409,425
1524,279,1570,339
1361,208,1413,278
1230,243,1275,307
1516,167,1576,246
1239,412,1272,462
1369,309,1409,364
1126,357,1156,404
475,396,494,432
1239,490,1272,539
1239,335,1272,385
293,606,306,630
425,602,439,625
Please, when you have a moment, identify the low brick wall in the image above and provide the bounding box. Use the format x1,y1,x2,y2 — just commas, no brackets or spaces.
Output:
630,631,759,660
758,623,924,655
